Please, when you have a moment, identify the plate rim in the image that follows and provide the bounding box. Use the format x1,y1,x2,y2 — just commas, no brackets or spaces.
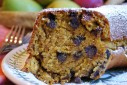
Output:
1,44,31,85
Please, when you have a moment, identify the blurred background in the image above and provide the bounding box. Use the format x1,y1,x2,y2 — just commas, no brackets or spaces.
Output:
0,0,127,29
0,0,127,11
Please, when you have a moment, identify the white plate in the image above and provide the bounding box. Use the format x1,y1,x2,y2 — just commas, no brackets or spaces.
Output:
2,44,127,85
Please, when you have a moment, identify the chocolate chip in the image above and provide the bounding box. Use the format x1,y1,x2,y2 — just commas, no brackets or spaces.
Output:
105,49,111,59
85,45,97,58
46,20,56,29
73,36,86,46
46,13,57,29
74,77,82,83
69,12,77,17
78,35,86,40
70,70,75,78
91,27,102,37
94,70,99,77
100,64,105,69
73,38,81,46
70,17,80,29
57,52,67,63
85,10,92,16
73,51,83,60
47,13,56,20
69,12,80,29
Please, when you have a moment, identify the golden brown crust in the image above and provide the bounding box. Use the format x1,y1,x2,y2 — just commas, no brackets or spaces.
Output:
107,47,127,69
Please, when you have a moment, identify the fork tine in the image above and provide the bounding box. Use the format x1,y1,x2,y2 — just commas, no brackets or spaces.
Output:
0,26,15,54
10,26,18,43
0,25,26,54
5,26,14,42
14,26,22,44
18,27,25,44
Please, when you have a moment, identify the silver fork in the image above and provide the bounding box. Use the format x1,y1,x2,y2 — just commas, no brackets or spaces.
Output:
0,26,25,54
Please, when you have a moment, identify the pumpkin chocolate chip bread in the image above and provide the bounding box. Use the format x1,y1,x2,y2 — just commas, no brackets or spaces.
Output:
92,5,127,69
23,8,111,84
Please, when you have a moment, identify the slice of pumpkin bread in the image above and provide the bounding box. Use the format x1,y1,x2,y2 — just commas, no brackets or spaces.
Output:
23,8,111,84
